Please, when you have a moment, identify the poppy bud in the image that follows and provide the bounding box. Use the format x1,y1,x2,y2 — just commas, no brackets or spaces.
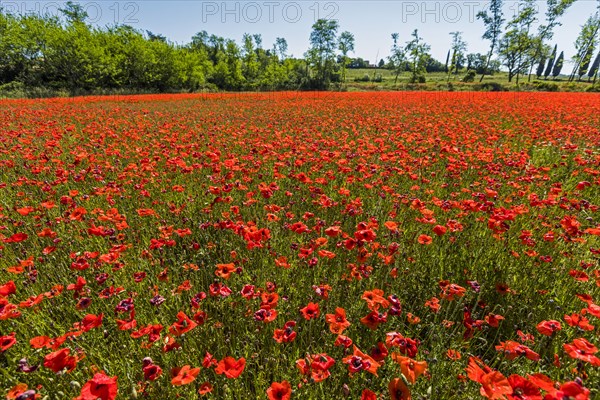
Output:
342,383,350,397
142,357,154,367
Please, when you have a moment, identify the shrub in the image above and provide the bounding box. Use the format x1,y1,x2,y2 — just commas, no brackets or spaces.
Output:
473,82,507,92
533,81,559,92
463,70,476,83
354,74,371,82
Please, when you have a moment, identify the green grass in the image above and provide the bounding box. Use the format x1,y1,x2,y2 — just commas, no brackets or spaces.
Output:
342,68,598,92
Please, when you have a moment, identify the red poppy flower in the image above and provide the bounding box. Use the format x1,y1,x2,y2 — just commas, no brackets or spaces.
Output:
43,348,78,373
273,321,297,343
564,313,594,331
360,310,387,330
391,354,427,384
362,289,390,310
267,380,292,400
495,341,539,361
198,382,213,395
507,375,541,400
389,378,411,400
169,311,198,336
0,280,16,297
299,302,320,320
479,370,512,399
334,335,353,348
417,234,432,245
143,364,162,381
3,233,28,243
563,338,600,366
342,345,380,376
171,365,201,385
77,373,118,400
361,389,377,400
215,263,236,279
385,332,419,358
0,332,16,352
79,313,104,332
536,320,561,336
215,356,246,379
325,307,351,334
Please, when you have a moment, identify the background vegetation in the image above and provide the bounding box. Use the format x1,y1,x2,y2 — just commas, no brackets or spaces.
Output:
1,0,600,97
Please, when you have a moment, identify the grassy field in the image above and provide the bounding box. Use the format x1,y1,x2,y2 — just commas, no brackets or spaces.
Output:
343,68,598,92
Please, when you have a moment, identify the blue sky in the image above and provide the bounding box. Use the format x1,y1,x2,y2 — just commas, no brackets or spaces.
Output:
3,1,599,71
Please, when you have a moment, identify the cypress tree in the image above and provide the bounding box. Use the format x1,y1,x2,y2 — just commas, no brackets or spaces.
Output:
552,51,564,79
544,44,557,80
588,51,600,83
536,57,546,78
578,46,595,79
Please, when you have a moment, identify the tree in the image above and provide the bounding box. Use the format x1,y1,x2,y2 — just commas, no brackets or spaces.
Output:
146,31,167,43
570,14,600,81
242,33,259,88
349,57,369,68
527,0,577,81
465,53,500,74
378,58,385,68
552,51,564,78
444,49,451,73
578,47,595,79
253,34,263,49
191,31,209,51
305,19,339,89
338,31,355,85
476,0,504,82
588,51,600,83
448,31,467,81
536,56,546,78
59,1,88,24
388,33,406,85
543,44,557,79
405,29,431,83
498,0,538,83
273,37,288,60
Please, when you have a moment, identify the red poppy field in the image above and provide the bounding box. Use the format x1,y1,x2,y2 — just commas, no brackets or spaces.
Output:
1,92,600,399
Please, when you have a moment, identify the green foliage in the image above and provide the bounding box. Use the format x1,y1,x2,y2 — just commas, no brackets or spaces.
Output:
544,45,557,79
448,31,467,77
532,81,559,91
526,0,577,82
1,4,598,95
536,57,546,78
498,0,538,83
571,14,600,81
305,19,340,89
463,70,476,82
0,8,315,94
476,0,504,82
472,81,508,91
405,30,431,84
588,51,600,82
552,51,564,77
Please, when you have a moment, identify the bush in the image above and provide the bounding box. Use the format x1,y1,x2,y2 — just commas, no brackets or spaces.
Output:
532,81,559,92
410,74,426,83
473,82,507,92
463,70,476,83
0,81,27,98
354,74,371,82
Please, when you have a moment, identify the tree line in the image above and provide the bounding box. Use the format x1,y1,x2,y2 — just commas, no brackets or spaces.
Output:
1,0,599,94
